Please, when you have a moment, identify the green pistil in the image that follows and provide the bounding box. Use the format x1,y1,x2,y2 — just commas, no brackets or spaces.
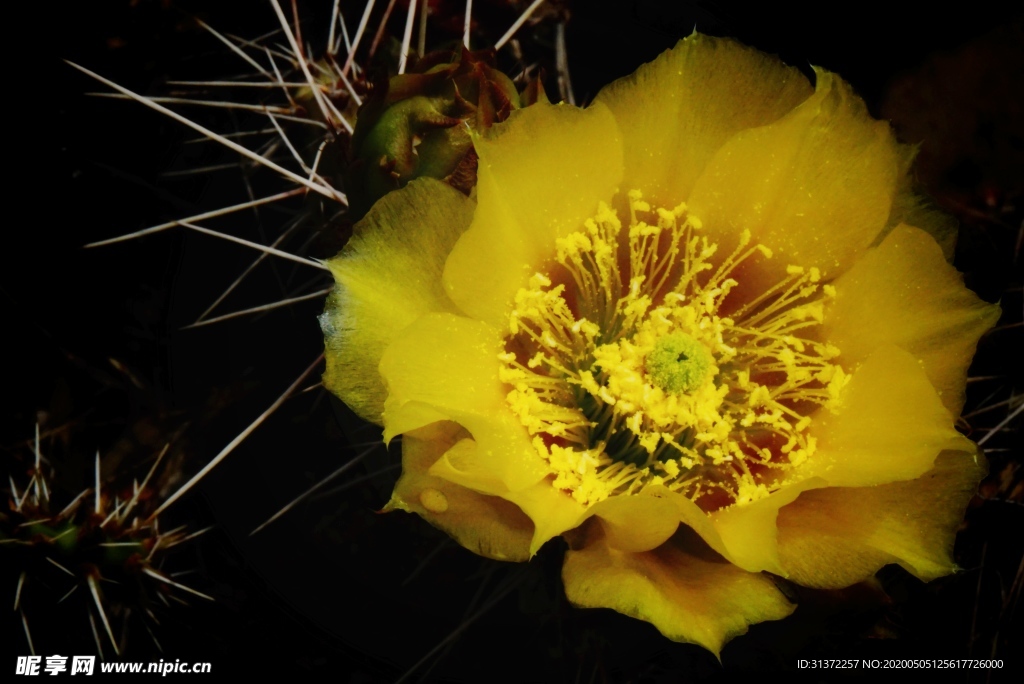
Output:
645,333,713,394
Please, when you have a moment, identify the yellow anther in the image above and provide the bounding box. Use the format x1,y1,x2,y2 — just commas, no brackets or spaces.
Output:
498,190,843,509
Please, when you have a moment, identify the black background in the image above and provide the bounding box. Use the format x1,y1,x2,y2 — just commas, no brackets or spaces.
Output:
3,1,1020,681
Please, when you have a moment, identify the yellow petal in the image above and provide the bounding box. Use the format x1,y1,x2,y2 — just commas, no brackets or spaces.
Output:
428,437,587,555
442,101,623,328
321,179,473,423
823,224,1001,416
386,422,533,562
802,344,973,487
585,490,681,553
380,312,549,490
777,449,985,588
427,436,509,496
644,484,729,558
504,476,588,555
689,70,903,293
708,478,826,575
595,33,812,209
563,527,795,655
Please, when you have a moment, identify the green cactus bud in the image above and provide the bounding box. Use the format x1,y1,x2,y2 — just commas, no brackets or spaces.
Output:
347,47,528,220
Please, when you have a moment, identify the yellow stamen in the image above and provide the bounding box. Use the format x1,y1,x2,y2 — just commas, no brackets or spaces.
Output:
499,191,844,509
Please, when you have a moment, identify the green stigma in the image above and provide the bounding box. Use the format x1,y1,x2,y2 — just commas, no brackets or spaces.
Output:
645,332,714,394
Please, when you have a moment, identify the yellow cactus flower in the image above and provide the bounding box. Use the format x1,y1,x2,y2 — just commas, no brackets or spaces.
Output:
320,33,999,654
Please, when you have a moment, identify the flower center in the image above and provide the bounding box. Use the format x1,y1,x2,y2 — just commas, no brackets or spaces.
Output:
498,190,847,510
645,332,713,394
